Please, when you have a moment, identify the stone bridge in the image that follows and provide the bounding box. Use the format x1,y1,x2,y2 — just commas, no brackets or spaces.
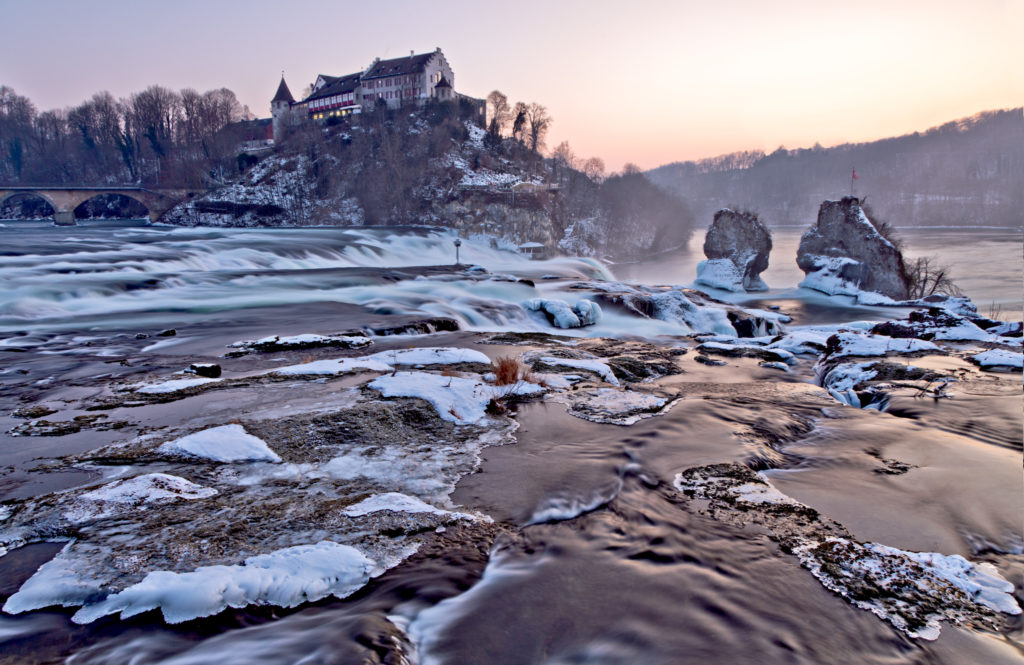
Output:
0,186,201,225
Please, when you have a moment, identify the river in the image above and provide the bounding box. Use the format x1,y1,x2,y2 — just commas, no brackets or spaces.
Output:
0,222,1020,664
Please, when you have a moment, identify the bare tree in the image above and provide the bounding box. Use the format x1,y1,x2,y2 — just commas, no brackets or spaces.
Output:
905,256,962,298
582,156,606,183
511,102,528,142
486,90,510,137
525,103,550,154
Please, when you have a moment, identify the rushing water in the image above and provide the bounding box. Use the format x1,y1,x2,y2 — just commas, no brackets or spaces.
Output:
0,222,1021,664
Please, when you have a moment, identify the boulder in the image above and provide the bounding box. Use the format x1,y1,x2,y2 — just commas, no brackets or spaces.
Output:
523,298,602,329
696,209,772,292
797,197,910,300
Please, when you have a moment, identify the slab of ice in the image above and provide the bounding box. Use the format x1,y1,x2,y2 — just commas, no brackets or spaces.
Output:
133,377,220,394
971,349,1022,369
368,372,542,425
67,541,375,624
765,329,833,355
270,347,490,377
535,356,619,386
826,331,940,359
371,347,491,366
342,493,474,521
158,424,282,463
64,473,217,523
272,357,391,376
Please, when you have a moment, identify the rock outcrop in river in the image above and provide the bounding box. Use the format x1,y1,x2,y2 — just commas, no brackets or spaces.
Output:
797,197,910,300
696,209,772,292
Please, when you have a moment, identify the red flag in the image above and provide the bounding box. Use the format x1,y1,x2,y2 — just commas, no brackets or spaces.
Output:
852,168,858,180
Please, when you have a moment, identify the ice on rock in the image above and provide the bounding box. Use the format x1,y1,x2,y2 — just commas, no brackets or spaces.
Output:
695,258,748,292
3,545,103,615
272,357,391,376
342,493,475,521
68,541,376,624
271,346,490,377
64,473,217,523
158,424,282,463
821,362,879,407
825,331,940,359
796,538,1021,640
534,356,619,386
523,298,601,329
368,371,543,425
133,377,220,394
798,255,864,297
970,349,1022,369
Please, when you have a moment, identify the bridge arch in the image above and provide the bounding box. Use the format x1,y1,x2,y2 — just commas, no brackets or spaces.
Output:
73,192,149,221
0,191,58,220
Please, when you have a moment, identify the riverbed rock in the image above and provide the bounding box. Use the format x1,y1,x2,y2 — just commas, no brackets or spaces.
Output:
797,197,910,300
696,209,772,292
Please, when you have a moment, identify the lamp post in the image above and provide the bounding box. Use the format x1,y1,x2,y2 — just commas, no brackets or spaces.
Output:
453,237,462,266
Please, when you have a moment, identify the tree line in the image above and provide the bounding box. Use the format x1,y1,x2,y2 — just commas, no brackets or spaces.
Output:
0,85,252,187
647,108,1024,228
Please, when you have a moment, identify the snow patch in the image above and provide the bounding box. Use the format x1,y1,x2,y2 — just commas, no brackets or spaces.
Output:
342,493,475,521
133,377,220,394
158,424,282,463
64,474,217,523
971,349,1022,369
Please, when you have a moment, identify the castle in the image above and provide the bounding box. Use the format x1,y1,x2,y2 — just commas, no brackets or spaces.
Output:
271,47,483,141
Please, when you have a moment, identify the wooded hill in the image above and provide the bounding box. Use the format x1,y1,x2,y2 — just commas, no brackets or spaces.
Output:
647,108,1024,228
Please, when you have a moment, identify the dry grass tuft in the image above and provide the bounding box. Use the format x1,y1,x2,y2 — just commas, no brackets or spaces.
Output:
492,355,528,385
299,355,315,364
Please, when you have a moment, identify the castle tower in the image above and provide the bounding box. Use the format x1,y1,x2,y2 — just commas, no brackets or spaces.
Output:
271,75,295,142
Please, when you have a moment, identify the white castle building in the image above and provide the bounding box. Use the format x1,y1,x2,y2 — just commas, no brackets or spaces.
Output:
271,48,482,141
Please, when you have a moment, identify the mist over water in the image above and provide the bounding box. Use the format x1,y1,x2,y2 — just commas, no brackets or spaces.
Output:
615,226,1023,318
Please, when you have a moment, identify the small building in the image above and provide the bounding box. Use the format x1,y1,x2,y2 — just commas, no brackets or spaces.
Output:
305,72,362,120
236,118,274,151
270,76,295,142
518,241,547,259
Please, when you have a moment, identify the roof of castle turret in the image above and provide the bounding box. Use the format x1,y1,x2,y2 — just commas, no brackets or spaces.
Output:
272,77,295,104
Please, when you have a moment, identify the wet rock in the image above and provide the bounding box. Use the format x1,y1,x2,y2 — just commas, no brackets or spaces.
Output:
797,197,910,300
12,405,57,419
186,363,222,378
694,354,727,366
368,317,460,336
673,463,1019,640
870,308,992,341
696,341,795,364
157,329,177,337
696,209,772,292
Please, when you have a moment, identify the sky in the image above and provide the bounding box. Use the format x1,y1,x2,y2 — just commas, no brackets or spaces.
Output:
1,0,1021,171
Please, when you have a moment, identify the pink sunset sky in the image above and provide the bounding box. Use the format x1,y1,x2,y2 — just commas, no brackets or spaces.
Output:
2,0,1021,171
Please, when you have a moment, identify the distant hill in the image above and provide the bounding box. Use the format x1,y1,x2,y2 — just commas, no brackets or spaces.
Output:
647,108,1024,228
